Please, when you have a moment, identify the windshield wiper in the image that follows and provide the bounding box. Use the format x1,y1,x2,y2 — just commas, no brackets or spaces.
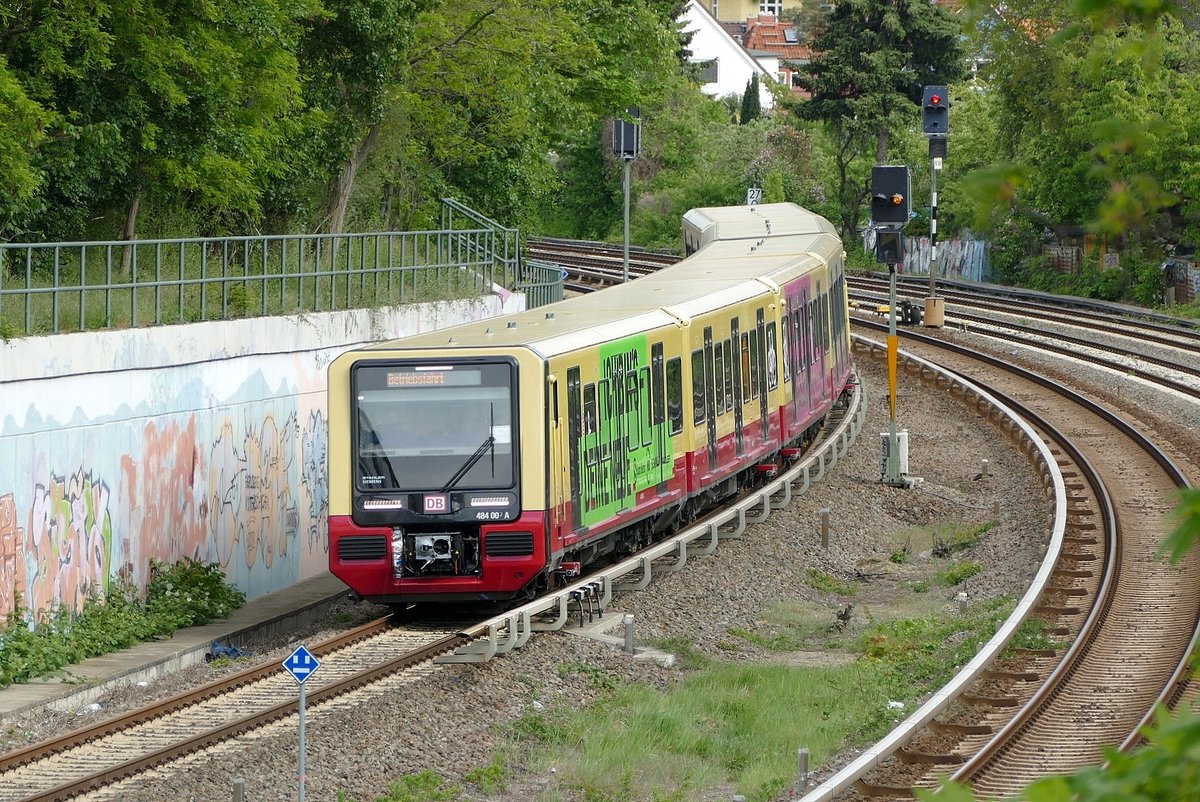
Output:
440,435,495,493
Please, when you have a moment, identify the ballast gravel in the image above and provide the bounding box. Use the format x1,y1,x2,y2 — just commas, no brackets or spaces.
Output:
7,316,1199,802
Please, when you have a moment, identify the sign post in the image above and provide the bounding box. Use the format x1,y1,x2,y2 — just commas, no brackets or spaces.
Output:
612,107,640,283
283,645,322,802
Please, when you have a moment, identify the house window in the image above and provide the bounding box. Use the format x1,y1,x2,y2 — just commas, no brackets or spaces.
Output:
760,1,782,16
711,2,719,18
697,59,718,84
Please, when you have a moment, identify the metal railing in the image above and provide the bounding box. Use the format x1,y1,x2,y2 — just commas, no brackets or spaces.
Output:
519,259,566,308
0,200,563,337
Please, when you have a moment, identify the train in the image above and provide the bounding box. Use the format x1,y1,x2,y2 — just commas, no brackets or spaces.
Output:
327,202,853,607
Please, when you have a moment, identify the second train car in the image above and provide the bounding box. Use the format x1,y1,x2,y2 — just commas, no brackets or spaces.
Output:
328,202,853,606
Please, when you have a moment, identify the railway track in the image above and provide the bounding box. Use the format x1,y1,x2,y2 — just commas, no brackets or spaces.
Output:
533,240,1200,796
0,621,467,802
806,324,1198,801
8,238,1196,800
525,236,678,290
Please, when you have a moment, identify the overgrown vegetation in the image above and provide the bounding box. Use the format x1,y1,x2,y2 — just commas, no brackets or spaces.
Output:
804,568,858,597
0,559,245,688
356,598,1017,802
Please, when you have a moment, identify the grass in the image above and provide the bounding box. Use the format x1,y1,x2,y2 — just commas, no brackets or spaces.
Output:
804,569,858,597
347,597,1020,802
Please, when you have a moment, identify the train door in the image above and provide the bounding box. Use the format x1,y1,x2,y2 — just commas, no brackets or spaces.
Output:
756,308,769,438
566,367,582,530
703,327,718,470
785,299,799,426
730,317,744,455
802,289,814,413
651,343,669,494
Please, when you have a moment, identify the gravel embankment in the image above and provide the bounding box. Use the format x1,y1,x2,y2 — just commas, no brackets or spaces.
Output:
11,317,1197,802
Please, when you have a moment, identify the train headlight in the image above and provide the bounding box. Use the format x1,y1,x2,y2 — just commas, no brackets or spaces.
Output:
391,527,404,578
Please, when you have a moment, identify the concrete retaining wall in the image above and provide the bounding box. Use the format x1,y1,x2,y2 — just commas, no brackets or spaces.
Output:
0,293,524,622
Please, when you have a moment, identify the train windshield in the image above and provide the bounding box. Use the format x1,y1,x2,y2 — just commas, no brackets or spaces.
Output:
353,362,516,492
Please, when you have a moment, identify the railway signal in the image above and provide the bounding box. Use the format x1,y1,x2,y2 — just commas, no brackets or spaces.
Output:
921,85,949,328
875,230,904,264
283,645,321,802
870,166,910,226
612,107,640,283
922,86,949,137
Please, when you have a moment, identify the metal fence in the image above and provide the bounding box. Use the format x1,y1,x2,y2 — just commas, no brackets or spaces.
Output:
0,199,563,337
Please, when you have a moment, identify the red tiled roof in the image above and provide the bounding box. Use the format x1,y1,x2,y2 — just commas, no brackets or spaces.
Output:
743,14,810,60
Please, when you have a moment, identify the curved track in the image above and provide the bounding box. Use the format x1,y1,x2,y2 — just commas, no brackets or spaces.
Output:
823,323,1198,801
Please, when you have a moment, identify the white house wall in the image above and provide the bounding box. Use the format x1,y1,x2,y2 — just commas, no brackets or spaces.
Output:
0,293,524,622
683,0,775,110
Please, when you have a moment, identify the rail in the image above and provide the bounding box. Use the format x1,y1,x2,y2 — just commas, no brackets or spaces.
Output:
795,336,1068,802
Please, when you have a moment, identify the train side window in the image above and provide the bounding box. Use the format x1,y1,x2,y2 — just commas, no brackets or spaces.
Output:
740,334,752,403
749,328,760,398
808,300,817,364
583,383,597,437
666,356,683,435
780,323,791,383
639,367,653,447
691,349,706,424
723,339,734,410
767,322,779,390
714,345,726,415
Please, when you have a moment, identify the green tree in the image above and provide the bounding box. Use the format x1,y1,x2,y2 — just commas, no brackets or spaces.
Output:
293,0,432,234
1,0,317,244
740,74,762,124
792,0,965,239
0,57,50,234
964,3,1200,251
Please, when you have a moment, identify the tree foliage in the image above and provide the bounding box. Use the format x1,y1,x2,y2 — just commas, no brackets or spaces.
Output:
740,74,762,124
790,0,965,238
963,0,1200,248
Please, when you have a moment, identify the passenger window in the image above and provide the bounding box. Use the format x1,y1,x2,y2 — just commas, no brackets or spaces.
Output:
749,329,760,398
767,322,778,390
714,346,726,414
723,339,733,411
666,357,683,435
691,349,706,424
740,335,752,403
583,384,597,436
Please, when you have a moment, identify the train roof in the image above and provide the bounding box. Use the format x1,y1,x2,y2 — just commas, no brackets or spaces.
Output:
682,202,838,240
359,203,842,358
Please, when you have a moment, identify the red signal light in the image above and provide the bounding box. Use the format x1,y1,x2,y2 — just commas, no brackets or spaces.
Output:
929,94,942,106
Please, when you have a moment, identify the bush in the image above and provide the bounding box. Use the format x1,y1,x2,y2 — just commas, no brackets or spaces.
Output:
0,560,245,688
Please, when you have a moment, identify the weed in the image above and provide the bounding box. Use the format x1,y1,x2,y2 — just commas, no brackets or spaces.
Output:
0,559,246,688
560,662,620,692
805,569,858,596
465,755,507,794
930,522,995,558
369,771,462,801
226,284,251,317
655,636,712,669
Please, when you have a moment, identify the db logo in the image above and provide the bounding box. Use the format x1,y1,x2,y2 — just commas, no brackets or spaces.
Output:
423,494,449,514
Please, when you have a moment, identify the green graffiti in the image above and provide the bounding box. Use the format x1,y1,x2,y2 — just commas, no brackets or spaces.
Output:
576,335,673,526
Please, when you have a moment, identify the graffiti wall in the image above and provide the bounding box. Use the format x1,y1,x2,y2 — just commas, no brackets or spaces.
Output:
0,295,523,624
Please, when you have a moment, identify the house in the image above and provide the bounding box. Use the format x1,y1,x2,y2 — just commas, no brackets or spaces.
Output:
681,0,776,110
742,13,811,97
